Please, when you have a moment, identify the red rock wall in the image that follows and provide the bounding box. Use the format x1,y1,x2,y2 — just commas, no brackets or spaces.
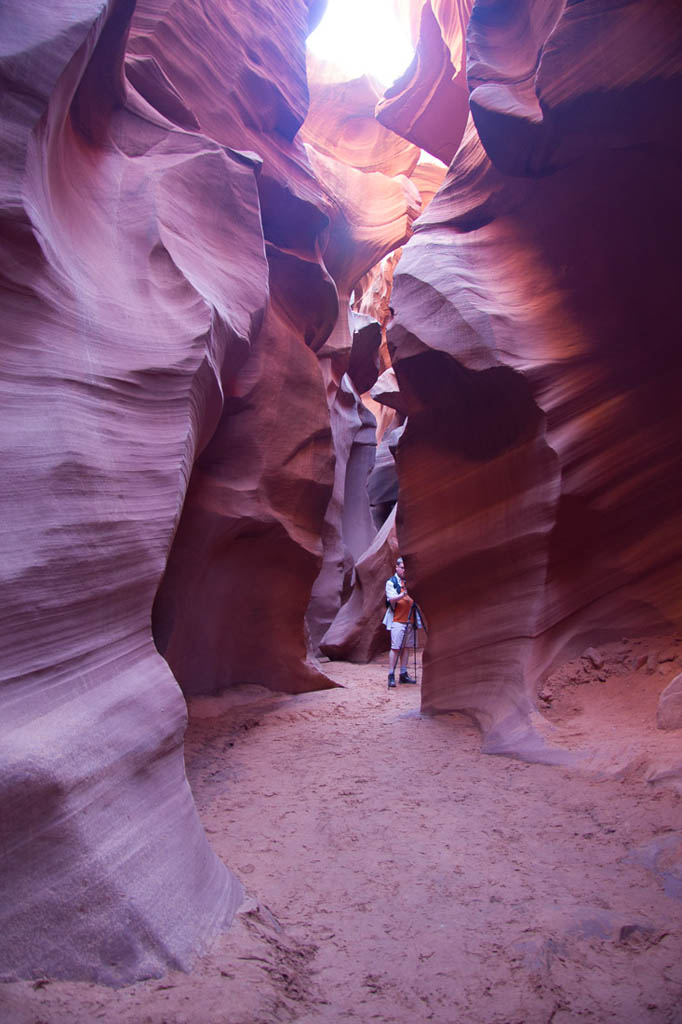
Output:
377,0,472,165
0,0,263,982
6,0,679,987
126,0,341,695
0,0,382,984
144,25,425,683
0,0,425,982
152,304,336,697
387,0,682,757
301,63,424,649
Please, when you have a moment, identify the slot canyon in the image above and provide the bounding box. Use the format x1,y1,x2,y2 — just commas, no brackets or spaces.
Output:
1,0,681,1021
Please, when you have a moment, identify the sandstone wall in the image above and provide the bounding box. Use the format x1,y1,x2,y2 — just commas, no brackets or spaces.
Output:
4,0,680,987
1,0,264,982
0,0,426,982
301,63,423,648
387,0,682,757
378,0,472,164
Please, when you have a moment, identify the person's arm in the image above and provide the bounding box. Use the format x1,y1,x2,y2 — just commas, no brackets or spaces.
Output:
386,577,403,608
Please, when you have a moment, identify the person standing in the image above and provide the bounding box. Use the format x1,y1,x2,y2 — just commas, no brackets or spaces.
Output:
383,556,419,688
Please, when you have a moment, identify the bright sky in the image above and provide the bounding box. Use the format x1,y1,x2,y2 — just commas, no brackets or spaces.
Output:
307,0,415,87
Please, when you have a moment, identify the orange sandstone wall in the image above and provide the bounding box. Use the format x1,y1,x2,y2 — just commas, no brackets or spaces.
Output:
4,0,680,987
0,0,420,984
386,0,682,757
1,0,274,982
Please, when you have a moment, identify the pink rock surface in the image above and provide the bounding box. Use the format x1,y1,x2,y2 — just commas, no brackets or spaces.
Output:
408,156,448,209
135,0,423,685
307,348,382,650
300,60,451,661
386,0,682,758
153,303,336,697
320,508,399,662
303,57,421,177
367,422,405,527
7,0,681,990
0,0,268,981
302,62,424,649
0,0,433,983
1,0,388,985
377,0,472,165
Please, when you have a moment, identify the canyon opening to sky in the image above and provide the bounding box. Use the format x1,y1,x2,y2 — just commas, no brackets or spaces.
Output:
307,0,415,86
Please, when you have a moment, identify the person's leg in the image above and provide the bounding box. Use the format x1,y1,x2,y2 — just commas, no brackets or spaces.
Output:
388,648,397,687
399,624,417,683
388,623,406,687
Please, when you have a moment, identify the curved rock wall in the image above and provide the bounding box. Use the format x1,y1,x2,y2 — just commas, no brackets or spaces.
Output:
378,0,472,163
387,0,682,757
127,0,341,695
302,61,424,648
0,0,430,983
1,0,260,982
315,159,446,660
5,0,680,987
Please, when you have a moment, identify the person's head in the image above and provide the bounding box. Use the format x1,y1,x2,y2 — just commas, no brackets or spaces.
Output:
395,556,405,577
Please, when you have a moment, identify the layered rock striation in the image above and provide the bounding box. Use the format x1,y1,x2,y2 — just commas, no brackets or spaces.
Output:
387,0,682,756
129,0,340,696
0,0,431,983
377,0,472,164
0,0,414,983
4,0,681,989
301,61,424,649
1,0,264,982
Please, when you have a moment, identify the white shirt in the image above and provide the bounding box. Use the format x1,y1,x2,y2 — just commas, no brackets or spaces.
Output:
382,574,403,628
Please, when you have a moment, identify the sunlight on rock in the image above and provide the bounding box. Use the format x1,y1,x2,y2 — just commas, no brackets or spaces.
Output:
2,0,681,1013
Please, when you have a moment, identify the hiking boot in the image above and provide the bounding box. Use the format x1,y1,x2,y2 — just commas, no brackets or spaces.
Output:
387,673,396,689
399,671,417,684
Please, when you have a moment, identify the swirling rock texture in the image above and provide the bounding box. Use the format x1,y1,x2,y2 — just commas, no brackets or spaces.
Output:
320,505,401,662
388,0,682,757
130,1,340,696
316,158,446,659
377,0,473,164
0,0,420,985
5,0,680,992
0,0,282,983
658,674,682,731
301,60,424,649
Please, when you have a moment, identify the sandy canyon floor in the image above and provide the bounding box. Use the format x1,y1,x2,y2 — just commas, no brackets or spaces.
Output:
3,639,682,1023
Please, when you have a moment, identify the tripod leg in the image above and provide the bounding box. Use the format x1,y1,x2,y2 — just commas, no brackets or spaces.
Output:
403,606,417,683
413,620,418,684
